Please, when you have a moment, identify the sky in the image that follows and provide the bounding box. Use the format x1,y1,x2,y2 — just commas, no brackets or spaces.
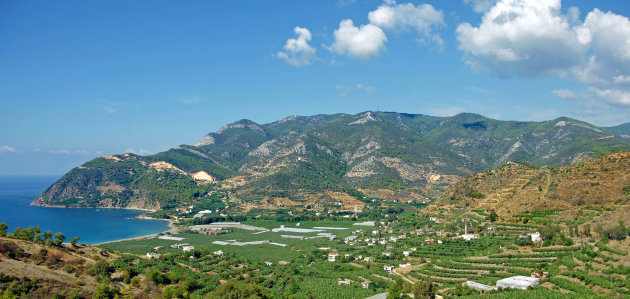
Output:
1,0,630,175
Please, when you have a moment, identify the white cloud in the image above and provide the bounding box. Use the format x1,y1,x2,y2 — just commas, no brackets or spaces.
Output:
336,0,356,7
337,83,376,97
125,148,152,155
329,19,387,60
0,145,18,154
48,149,92,155
574,9,630,89
463,0,498,13
551,89,576,99
49,149,72,155
589,88,630,107
356,84,376,93
277,27,317,66
458,0,630,123
456,0,585,77
368,2,444,44
96,100,123,114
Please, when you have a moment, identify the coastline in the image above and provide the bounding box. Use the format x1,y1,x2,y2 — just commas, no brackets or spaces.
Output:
92,215,179,246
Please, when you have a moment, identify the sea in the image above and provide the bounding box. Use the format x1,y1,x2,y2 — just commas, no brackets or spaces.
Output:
0,175,171,245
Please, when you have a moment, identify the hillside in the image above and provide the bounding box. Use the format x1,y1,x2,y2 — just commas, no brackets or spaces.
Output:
605,122,630,138
33,112,630,210
436,151,630,223
0,237,126,298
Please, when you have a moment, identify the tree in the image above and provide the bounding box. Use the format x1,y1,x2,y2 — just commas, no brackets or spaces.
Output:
70,237,80,247
208,281,268,299
608,218,628,241
583,224,591,238
0,223,7,237
53,232,65,246
414,280,435,299
91,259,113,281
93,282,118,299
386,282,401,299
487,210,499,222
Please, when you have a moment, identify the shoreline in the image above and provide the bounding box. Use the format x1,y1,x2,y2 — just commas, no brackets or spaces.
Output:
29,203,159,212
92,215,179,246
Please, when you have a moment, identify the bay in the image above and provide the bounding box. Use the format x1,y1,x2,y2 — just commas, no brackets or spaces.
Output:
0,175,171,245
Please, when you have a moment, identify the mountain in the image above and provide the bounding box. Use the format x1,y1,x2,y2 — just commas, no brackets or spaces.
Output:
605,122,630,138
33,112,630,210
436,151,630,219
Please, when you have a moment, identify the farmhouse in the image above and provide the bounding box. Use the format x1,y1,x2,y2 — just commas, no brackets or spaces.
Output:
383,265,394,273
496,276,540,290
146,252,160,259
328,252,340,262
182,245,195,252
171,243,190,248
362,282,370,289
403,251,411,257
153,246,163,251
213,250,223,256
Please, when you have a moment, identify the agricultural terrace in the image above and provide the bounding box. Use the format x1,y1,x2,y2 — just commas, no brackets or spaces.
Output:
99,209,630,298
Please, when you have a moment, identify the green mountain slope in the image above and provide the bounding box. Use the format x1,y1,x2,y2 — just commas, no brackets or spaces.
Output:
605,122,630,138
33,111,630,209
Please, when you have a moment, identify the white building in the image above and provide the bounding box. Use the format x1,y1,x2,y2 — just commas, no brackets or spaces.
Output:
403,251,411,257
213,250,223,256
530,232,542,243
328,252,339,262
383,265,394,273
461,234,477,241
463,281,497,292
182,245,195,252
146,252,160,259
496,276,540,290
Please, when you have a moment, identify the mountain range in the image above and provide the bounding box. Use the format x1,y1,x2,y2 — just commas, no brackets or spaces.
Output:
32,112,630,210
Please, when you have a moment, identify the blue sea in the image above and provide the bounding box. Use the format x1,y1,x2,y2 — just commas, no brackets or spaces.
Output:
0,176,171,245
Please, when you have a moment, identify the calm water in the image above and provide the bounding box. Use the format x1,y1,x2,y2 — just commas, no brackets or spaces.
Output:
0,176,171,245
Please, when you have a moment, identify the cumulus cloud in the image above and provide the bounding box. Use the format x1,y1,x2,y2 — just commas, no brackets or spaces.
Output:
277,27,317,66
589,88,630,107
0,145,18,154
463,0,498,13
457,0,584,77
459,0,630,122
329,19,387,60
574,9,630,89
551,89,576,99
368,1,445,45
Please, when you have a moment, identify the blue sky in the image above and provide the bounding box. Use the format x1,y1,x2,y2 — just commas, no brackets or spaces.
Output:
1,0,630,175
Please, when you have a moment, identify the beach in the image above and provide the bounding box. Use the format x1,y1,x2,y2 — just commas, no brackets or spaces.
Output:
92,215,179,246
